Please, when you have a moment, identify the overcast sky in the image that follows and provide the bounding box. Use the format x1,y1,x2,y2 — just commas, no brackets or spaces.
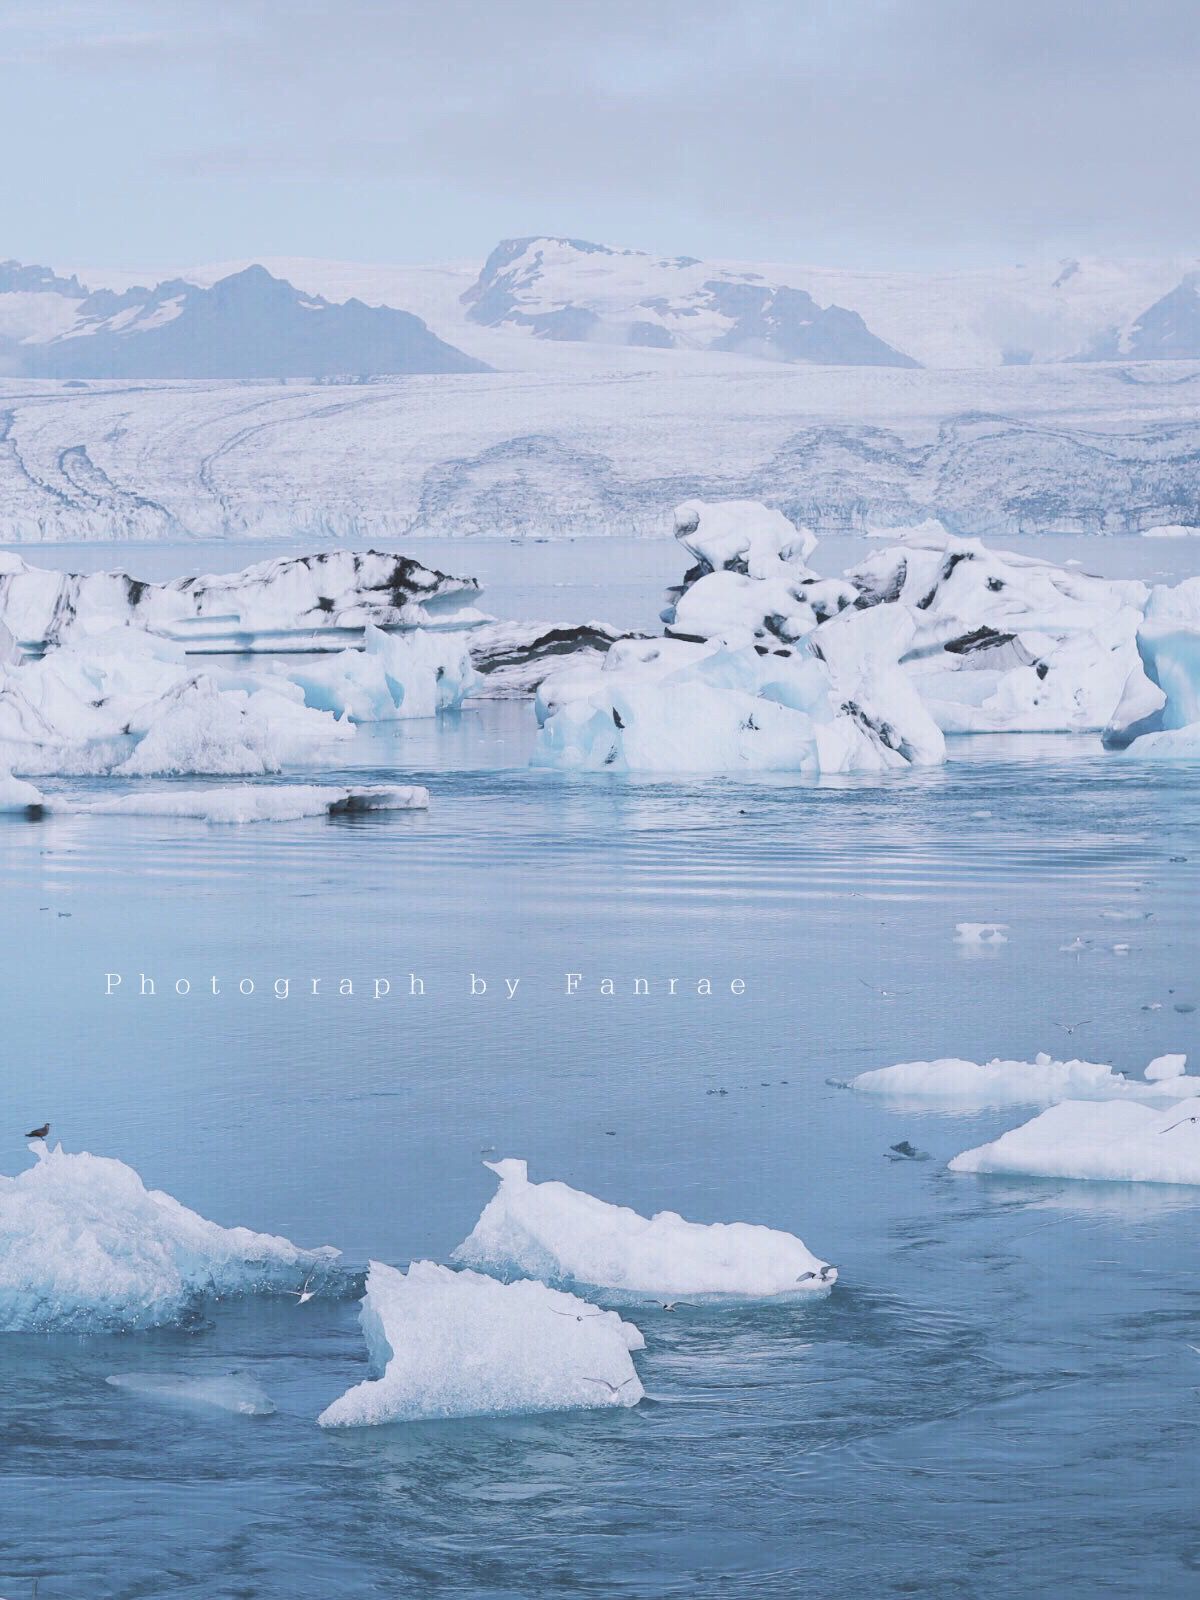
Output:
2,0,1197,273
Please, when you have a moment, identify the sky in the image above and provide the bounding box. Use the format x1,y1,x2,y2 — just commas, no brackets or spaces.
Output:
1,0,1197,274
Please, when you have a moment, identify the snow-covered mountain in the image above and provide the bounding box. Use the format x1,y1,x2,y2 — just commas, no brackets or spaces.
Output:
0,262,486,379
460,237,919,366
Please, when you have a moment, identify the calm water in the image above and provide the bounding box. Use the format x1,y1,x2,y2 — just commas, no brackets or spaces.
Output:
0,539,1198,1598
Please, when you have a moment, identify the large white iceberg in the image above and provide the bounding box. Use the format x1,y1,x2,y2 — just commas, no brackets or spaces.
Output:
533,500,944,775
845,529,1150,734
317,1259,644,1427
850,1052,1200,1109
75,783,430,823
0,1143,339,1332
452,1158,836,1300
950,1101,1200,1185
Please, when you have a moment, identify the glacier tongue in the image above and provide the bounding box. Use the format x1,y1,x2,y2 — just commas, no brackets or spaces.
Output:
317,1259,644,1426
0,1142,339,1332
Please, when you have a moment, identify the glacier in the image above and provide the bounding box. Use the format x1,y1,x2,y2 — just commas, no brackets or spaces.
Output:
949,1101,1200,1186
0,1142,339,1332
451,1158,836,1301
316,1259,644,1426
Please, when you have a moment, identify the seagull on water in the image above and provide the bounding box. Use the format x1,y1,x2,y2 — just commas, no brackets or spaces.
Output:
581,1376,638,1396
25,1122,49,1140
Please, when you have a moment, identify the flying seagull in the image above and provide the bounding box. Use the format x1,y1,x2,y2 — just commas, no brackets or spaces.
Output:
1053,1020,1091,1035
1161,1115,1199,1135
581,1375,638,1396
550,1308,604,1321
658,1301,696,1312
283,1271,318,1305
25,1122,49,1140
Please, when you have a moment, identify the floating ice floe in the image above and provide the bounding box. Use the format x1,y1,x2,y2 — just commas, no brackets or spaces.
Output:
452,1158,836,1300
532,499,944,774
106,1371,277,1416
316,1259,644,1426
954,922,1009,944
0,1143,339,1332
949,1101,1200,1185
850,1051,1199,1108
1106,577,1200,757
74,783,430,823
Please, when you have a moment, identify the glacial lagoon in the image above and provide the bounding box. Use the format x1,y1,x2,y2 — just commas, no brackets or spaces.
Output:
0,537,1197,1597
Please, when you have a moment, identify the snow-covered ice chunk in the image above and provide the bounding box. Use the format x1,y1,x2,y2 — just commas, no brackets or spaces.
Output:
1107,577,1200,754
316,1259,644,1427
452,1158,836,1300
1146,1054,1187,1082
954,922,1008,944
77,783,429,823
851,1054,1200,1109
106,1371,277,1416
949,1101,1200,1185
284,624,478,721
0,1143,339,1332
0,770,43,814
1140,524,1200,538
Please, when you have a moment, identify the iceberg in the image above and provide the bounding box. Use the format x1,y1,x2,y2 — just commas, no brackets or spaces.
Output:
0,1143,339,1332
845,528,1151,734
106,1371,277,1416
850,1052,1200,1108
533,500,944,775
452,1158,836,1300
284,624,478,721
0,548,488,654
75,783,430,823
316,1259,644,1427
949,1101,1200,1185
1106,578,1200,756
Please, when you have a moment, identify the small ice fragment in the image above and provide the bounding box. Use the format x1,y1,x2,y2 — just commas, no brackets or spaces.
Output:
106,1371,276,1416
955,922,1008,944
1146,1054,1187,1081
317,1260,644,1427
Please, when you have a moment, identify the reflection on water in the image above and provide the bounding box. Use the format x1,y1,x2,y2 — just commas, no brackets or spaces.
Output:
0,702,1197,1596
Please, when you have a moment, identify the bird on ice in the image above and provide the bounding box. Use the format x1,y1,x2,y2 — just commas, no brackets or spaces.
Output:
25,1122,49,1140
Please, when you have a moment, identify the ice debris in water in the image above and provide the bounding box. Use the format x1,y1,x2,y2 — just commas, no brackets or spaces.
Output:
284,625,478,721
0,1143,339,1332
851,1053,1198,1109
316,1259,644,1427
949,1101,1200,1185
106,1371,277,1416
954,922,1009,944
452,1158,836,1300
73,783,429,823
